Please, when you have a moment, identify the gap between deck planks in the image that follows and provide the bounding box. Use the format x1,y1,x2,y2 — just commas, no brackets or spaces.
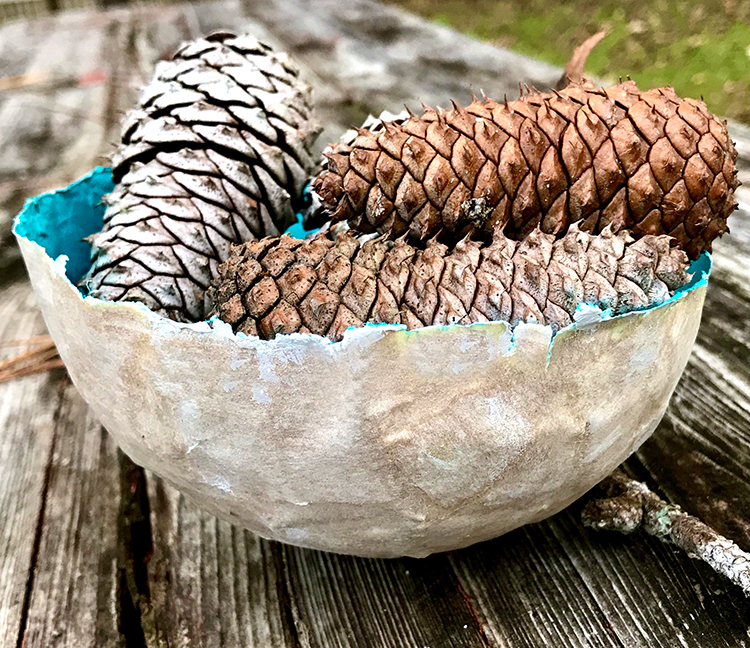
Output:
0,1,749,646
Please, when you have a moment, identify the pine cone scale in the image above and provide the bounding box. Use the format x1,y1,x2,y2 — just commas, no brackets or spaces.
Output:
664,114,699,158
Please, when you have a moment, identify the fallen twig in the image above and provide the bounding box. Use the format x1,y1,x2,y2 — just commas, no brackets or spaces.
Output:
582,469,750,597
0,335,64,384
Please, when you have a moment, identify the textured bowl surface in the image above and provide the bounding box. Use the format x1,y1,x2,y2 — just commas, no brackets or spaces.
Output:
14,168,709,558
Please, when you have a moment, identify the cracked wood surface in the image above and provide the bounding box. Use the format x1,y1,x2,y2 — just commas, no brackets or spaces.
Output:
0,1,748,646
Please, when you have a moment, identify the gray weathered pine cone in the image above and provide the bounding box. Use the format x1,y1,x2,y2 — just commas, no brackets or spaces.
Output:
80,32,320,322
209,225,691,341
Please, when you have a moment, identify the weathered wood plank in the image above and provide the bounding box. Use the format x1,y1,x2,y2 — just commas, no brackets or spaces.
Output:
548,512,750,647
239,0,559,103
278,545,489,648
0,282,61,648
146,478,295,648
0,11,109,184
0,17,56,112
0,4,195,287
0,7,204,647
0,10,110,286
210,0,559,149
0,179,39,286
636,352,750,551
449,521,624,648
694,273,749,386
452,510,750,647
19,388,123,648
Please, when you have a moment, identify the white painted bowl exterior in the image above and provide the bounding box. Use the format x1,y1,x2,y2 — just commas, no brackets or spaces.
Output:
16,224,706,557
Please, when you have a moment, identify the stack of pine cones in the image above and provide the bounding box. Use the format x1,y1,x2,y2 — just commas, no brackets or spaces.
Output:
81,32,739,341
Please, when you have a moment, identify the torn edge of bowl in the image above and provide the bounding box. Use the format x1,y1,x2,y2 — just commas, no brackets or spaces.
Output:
12,167,713,362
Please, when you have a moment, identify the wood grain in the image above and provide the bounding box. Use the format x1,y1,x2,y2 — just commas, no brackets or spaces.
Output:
0,282,60,648
0,12,108,183
0,6,224,648
146,478,296,648
449,520,625,648
549,512,750,647
279,544,490,648
19,389,123,648
637,352,750,550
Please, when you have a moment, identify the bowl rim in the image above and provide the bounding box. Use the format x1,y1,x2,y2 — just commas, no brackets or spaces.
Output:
13,166,713,355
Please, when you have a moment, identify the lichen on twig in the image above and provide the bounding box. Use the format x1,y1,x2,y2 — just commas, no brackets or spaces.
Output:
582,469,750,597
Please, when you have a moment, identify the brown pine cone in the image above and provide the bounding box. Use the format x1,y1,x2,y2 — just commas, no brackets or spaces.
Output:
80,33,320,322
209,226,690,342
311,81,739,259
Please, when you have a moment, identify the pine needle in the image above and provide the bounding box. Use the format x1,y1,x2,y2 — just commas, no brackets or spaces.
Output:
0,335,64,384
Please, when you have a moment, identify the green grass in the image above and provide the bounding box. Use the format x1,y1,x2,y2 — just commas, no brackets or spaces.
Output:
386,0,749,122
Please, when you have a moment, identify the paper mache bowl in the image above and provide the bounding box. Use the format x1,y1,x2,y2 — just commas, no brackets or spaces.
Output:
13,167,709,558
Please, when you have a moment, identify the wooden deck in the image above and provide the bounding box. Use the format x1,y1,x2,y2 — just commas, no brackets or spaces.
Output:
0,1,748,645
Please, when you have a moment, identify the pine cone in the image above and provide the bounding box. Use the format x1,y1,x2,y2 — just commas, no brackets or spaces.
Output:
209,226,690,342
311,81,738,259
81,33,320,322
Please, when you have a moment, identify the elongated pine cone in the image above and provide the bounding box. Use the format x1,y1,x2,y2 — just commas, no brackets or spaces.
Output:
81,33,320,321
209,226,690,342
311,81,738,259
